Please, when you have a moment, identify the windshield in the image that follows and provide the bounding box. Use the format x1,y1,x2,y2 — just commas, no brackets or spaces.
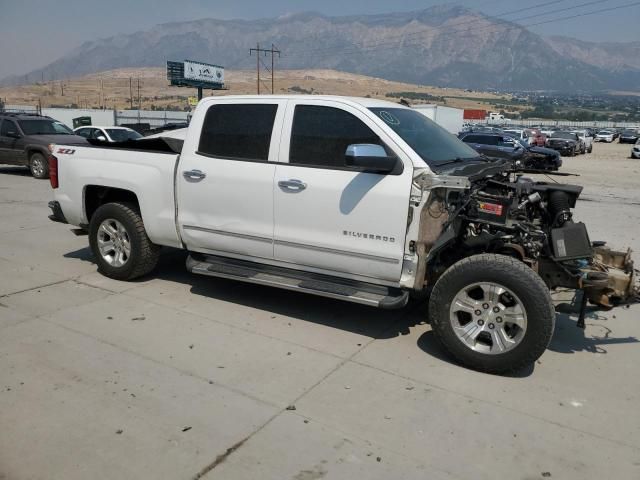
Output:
551,132,576,140
106,129,143,141
18,120,73,135
369,108,479,166
598,131,612,135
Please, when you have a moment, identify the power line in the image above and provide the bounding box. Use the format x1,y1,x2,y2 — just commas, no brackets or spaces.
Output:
283,0,636,61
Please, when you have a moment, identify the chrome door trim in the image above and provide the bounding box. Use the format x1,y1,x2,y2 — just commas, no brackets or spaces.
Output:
183,225,400,264
274,239,400,264
182,225,273,244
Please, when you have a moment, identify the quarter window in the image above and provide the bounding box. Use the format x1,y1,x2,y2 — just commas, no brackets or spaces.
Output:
289,105,382,168
198,104,278,161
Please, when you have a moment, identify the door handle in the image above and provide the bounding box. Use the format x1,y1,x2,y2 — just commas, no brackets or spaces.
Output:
278,179,307,192
183,169,206,181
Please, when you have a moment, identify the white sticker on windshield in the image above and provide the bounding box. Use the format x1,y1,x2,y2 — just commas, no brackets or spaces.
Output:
378,110,400,126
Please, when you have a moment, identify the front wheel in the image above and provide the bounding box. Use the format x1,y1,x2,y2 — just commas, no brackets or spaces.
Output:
428,254,555,374
89,202,160,280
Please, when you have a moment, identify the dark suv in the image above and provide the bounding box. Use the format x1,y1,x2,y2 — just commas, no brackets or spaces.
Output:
458,132,561,171
0,113,87,178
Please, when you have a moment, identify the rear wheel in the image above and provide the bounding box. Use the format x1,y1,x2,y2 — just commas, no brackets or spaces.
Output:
429,254,555,374
89,202,160,280
29,152,49,179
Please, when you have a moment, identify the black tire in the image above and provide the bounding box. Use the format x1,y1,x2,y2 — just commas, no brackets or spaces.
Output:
88,202,160,280
29,152,49,179
588,145,593,153
428,254,555,374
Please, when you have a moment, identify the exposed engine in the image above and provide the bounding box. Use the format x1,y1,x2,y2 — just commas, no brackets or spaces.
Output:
421,170,638,321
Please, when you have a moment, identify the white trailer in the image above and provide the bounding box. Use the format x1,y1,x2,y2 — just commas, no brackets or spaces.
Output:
411,104,464,135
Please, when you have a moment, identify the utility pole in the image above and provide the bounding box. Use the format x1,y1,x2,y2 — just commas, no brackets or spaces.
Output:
250,43,281,94
137,78,141,109
129,77,133,110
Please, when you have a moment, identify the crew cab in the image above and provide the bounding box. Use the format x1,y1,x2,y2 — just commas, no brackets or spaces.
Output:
48,95,636,374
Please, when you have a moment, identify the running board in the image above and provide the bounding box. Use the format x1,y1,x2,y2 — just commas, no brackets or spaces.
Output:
186,254,409,310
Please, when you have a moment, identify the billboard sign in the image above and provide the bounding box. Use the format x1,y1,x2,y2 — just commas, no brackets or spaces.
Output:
184,61,224,85
167,60,225,89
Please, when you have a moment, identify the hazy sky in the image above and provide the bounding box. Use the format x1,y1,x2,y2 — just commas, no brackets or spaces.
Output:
1,0,638,78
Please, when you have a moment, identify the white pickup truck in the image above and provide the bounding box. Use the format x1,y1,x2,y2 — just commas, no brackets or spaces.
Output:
48,95,636,373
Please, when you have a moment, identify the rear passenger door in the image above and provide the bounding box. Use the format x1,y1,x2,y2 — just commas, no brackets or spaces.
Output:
272,101,412,283
176,99,286,260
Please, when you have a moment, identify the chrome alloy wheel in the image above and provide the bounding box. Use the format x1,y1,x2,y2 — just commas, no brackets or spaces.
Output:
97,218,131,267
31,156,45,177
449,282,527,355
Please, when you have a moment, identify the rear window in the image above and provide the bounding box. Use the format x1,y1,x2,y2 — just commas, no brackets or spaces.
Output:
198,104,278,161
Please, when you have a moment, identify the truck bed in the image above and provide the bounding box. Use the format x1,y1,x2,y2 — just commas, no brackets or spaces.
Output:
53,141,182,248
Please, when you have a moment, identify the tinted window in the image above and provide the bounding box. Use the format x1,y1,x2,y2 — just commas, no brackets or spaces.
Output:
290,105,381,168
18,119,72,135
464,134,498,146
199,104,278,161
0,120,18,136
107,129,143,141
552,132,577,140
75,128,92,138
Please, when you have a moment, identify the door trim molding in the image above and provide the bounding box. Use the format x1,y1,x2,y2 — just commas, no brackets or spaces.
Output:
274,239,400,264
182,225,400,265
182,225,273,243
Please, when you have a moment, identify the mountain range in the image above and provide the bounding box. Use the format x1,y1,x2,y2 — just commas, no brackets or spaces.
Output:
4,6,639,91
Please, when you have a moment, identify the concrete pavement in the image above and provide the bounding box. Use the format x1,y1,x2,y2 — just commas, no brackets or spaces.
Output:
1,145,639,480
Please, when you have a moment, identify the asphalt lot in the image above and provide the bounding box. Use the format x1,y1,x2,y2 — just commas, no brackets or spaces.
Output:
1,142,639,480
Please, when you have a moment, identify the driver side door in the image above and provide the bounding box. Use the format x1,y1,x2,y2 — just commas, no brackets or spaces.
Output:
273,100,413,283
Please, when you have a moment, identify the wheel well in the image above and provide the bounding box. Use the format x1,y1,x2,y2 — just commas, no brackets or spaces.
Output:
84,186,139,223
27,149,43,160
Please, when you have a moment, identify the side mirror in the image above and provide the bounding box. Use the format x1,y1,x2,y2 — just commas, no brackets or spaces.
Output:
345,144,399,174
96,135,107,142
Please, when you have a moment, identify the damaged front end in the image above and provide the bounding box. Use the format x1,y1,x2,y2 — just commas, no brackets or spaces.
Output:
406,166,639,328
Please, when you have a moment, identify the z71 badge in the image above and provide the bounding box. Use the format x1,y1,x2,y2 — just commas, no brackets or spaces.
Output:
56,148,76,155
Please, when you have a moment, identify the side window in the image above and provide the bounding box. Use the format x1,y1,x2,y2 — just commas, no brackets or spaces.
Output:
0,120,18,137
499,137,516,147
463,135,481,143
91,129,105,140
289,105,381,168
198,104,278,162
468,135,498,146
76,128,91,138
